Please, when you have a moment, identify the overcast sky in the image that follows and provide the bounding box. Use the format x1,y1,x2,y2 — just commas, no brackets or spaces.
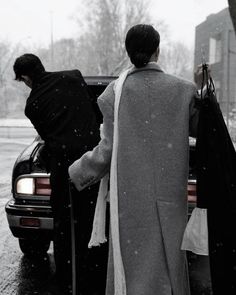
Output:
0,0,229,49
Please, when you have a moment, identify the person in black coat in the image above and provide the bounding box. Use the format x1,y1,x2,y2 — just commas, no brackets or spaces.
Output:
13,54,108,294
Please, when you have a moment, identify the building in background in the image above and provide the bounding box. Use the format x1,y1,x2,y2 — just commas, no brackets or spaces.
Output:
194,7,236,126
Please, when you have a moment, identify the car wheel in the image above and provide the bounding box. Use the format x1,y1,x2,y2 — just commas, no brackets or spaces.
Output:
18,238,50,256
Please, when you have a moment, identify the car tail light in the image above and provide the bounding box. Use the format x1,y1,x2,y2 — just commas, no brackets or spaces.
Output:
188,181,197,203
16,178,35,195
35,178,51,196
15,174,51,196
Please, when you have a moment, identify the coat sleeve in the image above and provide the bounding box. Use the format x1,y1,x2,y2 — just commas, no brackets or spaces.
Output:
68,83,115,191
189,86,199,138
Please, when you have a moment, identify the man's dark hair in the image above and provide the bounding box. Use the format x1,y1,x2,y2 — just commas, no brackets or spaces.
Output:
125,24,160,68
13,53,45,81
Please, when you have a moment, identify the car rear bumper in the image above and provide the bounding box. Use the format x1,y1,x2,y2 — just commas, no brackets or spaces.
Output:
5,199,53,239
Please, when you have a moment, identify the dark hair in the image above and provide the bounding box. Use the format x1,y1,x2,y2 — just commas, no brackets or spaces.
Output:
13,53,45,81
125,24,160,68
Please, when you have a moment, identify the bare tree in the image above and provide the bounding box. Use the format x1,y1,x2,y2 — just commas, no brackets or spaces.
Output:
74,0,152,75
228,0,236,34
73,0,193,80
0,40,36,117
159,42,193,80
0,41,13,86
48,38,81,70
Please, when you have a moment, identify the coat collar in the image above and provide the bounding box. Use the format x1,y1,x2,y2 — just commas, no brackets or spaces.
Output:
128,62,164,75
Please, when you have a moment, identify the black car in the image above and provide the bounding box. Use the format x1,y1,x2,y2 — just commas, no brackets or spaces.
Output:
5,76,197,256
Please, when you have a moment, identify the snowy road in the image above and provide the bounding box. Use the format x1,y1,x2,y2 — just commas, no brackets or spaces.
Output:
0,138,55,295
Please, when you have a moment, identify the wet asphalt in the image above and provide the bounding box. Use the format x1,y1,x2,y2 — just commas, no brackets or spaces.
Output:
0,138,212,294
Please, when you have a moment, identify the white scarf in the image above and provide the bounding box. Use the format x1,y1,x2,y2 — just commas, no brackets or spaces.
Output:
88,69,130,295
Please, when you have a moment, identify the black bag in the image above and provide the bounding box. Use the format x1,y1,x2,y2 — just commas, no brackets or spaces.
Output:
196,64,236,294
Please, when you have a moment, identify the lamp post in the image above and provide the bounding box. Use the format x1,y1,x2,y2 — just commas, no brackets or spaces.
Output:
50,11,54,69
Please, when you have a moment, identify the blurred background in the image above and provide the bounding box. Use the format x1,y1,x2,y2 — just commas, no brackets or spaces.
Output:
0,0,236,144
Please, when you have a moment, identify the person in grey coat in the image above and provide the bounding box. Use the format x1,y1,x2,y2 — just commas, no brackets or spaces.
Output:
69,24,199,295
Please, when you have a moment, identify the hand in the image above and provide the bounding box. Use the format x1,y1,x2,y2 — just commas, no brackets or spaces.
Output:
194,64,211,89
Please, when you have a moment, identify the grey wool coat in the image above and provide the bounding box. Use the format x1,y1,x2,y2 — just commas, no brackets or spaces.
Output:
69,63,199,295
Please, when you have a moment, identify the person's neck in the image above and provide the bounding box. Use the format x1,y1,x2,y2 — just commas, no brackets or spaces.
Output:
149,48,159,63
148,61,157,64
149,56,158,63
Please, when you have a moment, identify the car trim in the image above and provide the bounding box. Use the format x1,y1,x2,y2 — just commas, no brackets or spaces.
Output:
188,179,196,184
7,199,51,209
7,214,53,230
85,76,117,85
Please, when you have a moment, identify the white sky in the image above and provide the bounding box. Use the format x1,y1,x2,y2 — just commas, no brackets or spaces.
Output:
152,0,229,47
0,0,229,49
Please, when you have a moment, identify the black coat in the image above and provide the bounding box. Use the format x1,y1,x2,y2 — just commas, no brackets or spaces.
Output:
196,83,236,294
24,71,107,294
25,69,100,161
